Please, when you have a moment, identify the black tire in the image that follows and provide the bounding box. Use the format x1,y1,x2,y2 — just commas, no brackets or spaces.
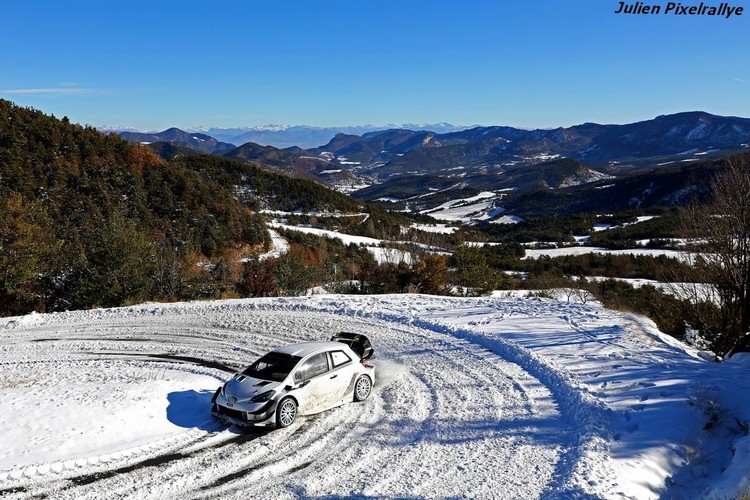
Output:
276,397,298,428
353,375,372,402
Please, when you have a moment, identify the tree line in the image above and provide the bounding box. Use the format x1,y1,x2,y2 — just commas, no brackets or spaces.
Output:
0,100,270,314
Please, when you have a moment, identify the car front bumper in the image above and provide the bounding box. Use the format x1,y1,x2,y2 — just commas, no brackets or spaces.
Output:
211,389,277,426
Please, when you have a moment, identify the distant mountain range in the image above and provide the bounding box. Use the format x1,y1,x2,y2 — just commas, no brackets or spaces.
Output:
312,111,750,175
110,123,471,150
116,111,750,218
195,123,472,149
118,111,750,167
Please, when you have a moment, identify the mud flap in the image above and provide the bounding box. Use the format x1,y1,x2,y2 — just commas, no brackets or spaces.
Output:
331,332,374,361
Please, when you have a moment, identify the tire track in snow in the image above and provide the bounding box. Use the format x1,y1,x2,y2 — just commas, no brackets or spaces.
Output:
204,307,567,499
187,312,562,499
355,323,563,499
305,296,619,497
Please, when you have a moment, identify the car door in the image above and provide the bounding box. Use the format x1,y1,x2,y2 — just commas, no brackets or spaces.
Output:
326,349,357,404
292,352,334,414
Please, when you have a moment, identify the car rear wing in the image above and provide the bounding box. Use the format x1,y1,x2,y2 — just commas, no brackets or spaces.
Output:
331,332,374,361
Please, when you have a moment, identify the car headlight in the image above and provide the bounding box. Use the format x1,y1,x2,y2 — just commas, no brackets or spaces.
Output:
250,390,275,403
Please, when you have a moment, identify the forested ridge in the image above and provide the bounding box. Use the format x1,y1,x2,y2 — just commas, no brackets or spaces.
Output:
172,153,362,214
0,100,276,314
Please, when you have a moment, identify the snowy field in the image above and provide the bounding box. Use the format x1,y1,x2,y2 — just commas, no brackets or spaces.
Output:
522,246,686,260
268,224,415,264
419,191,505,224
1,294,749,499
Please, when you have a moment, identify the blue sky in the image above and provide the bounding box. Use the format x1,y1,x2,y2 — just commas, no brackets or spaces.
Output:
1,0,748,130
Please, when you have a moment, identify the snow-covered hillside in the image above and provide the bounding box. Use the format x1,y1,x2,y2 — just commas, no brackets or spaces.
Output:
1,294,749,499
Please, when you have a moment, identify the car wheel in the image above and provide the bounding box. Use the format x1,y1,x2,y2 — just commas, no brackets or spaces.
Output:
276,397,298,428
353,375,372,401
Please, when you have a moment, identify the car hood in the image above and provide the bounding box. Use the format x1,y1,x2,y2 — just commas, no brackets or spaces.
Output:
223,374,284,399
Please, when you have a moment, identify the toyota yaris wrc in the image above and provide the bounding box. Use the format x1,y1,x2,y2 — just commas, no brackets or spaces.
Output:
211,333,375,428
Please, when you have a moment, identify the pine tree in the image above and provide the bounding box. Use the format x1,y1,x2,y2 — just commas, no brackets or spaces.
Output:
0,193,57,314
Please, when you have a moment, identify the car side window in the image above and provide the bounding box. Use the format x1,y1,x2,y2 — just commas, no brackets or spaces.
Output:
330,350,351,368
295,352,329,382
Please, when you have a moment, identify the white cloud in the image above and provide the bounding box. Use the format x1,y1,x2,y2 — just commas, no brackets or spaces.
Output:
0,86,105,96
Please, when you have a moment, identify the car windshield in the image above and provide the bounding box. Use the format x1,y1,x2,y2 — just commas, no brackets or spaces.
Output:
242,353,301,382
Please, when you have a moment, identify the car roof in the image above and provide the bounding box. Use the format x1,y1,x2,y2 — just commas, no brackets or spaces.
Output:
271,341,348,358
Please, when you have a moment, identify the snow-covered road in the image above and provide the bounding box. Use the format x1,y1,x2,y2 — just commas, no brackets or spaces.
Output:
1,294,749,499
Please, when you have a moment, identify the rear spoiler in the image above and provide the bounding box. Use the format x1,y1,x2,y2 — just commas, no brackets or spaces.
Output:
331,332,374,361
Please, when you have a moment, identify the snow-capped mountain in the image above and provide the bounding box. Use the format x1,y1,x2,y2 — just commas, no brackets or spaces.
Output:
190,123,471,149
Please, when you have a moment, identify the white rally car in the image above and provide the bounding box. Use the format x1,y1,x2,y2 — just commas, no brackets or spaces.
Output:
211,333,375,428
